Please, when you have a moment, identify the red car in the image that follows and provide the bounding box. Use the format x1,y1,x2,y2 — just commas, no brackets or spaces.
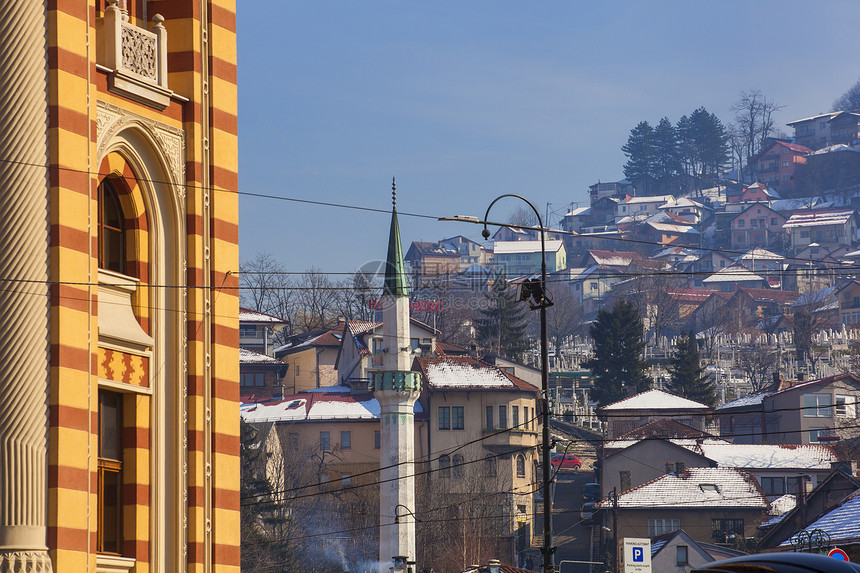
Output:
550,453,581,470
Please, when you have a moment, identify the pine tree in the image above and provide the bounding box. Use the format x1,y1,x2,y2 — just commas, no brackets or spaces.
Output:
652,117,682,193
621,121,656,191
583,300,650,407
667,330,715,406
475,275,530,361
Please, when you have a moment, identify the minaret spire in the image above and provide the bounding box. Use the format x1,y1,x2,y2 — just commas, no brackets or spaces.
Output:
372,179,420,572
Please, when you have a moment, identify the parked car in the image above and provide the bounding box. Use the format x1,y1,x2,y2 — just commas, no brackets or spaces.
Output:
580,502,596,524
550,453,581,470
582,482,601,503
693,552,860,572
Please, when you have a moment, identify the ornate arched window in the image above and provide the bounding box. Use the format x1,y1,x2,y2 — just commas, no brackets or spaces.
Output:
452,454,464,479
98,177,126,274
516,454,526,478
439,454,451,478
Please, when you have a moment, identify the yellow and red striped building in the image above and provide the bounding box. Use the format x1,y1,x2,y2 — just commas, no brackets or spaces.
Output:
0,1,240,571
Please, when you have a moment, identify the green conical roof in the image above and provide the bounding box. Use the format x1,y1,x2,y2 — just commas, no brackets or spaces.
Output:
383,204,409,297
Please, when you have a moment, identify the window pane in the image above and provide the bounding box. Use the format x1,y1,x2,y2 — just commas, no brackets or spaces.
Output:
452,406,464,430
438,407,450,430
486,406,493,429
100,468,122,554
341,431,351,449
374,430,381,449
499,406,507,429
99,392,121,461
320,431,330,451
512,406,519,428
452,454,464,478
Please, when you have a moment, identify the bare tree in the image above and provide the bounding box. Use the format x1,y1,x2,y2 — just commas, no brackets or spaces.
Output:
508,206,539,228
737,344,778,393
730,90,784,182
294,267,338,331
694,296,733,361
833,78,860,112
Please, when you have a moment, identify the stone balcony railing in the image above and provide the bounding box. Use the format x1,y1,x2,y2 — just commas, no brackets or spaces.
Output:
102,0,172,109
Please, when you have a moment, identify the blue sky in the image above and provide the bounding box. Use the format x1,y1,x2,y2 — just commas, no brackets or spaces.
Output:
237,1,860,275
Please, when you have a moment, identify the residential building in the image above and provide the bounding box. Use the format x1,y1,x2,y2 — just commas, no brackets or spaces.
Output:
716,373,860,444
776,487,860,559
725,182,777,205
838,280,860,326
787,112,837,150
726,288,799,329
630,219,700,251
649,530,746,573
239,307,289,356
493,240,566,276
275,322,349,393
729,204,787,251
735,247,785,275
589,179,634,202
758,465,860,553
701,265,769,293
240,348,286,401
751,140,812,194
0,2,241,570
598,389,713,439
828,111,860,146
405,240,462,283
414,356,541,559
595,468,768,555
615,195,674,225
783,209,858,254
658,196,708,224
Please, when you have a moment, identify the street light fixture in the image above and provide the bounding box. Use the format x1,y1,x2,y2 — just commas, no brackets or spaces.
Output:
439,193,555,573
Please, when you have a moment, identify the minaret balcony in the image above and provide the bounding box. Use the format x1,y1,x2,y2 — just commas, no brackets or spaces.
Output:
371,371,421,392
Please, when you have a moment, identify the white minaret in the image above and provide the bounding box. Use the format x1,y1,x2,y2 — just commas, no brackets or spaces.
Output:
372,180,421,572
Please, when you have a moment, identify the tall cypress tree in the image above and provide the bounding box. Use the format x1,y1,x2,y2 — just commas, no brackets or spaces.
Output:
475,275,530,361
583,300,651,407
667,330,715,406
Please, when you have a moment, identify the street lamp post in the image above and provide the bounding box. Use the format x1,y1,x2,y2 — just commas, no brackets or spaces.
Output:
441,194,554,573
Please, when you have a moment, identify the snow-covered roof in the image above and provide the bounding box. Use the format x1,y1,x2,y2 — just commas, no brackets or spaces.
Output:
660,197,705,209
625,195,673,205
783,210,856,229
779,489,860,546
647,222,699,234
240,347,282,364
597,467,768,509
239,307,288,324
586,250,640,267
738,247,783,261
240,392,424,423
565,206,590,217
494,240,564,255
811,143,860,156
690,443,837,470
600,389,711,412
716,392,767,411
702,265,764,284
418,357,537,391
604,437,728,451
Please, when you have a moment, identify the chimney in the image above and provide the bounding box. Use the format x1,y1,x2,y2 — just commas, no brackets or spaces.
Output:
487,559,501,573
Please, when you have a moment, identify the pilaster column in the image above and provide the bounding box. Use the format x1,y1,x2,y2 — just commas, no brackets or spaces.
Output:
0,0,53,571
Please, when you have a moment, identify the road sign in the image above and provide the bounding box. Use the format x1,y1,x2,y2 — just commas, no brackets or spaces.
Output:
829,548,850,561
623,538,651,573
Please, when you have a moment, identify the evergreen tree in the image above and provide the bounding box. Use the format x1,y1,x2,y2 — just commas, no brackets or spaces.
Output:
667,330,715,406
583,300,650,407
677,107,730,192
652,117,682,193
621,121,656,191
475,275,530,361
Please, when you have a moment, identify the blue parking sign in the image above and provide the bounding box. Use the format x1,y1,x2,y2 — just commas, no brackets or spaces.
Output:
632,547,644,562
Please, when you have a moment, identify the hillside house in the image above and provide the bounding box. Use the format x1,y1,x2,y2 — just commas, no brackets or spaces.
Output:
729,204,787,251
784,209,858,254
598,389,713,439
787,112,837,150
751,140,812,195
494,240,566,277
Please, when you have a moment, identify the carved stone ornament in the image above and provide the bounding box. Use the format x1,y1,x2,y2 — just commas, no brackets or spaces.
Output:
96,100,186,200
121,25,157,80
